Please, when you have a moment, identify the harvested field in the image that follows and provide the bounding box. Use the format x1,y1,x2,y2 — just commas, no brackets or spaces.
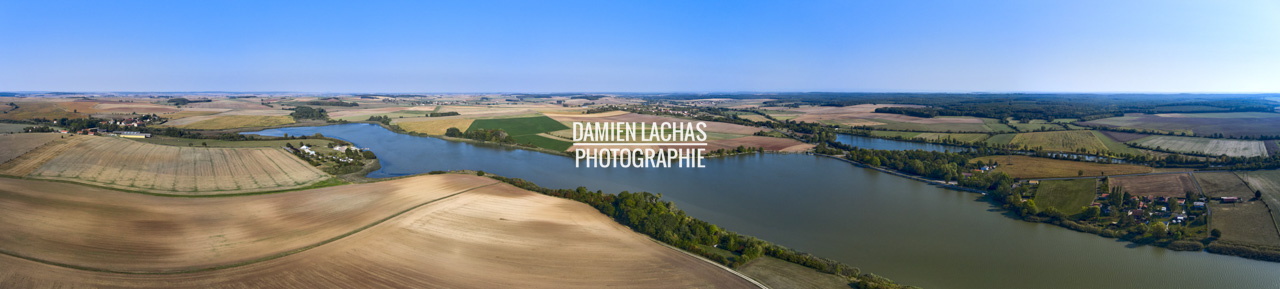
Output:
1009,130,1108,153
786,105,988,131
27,136,327,194
395,117,476,135
739,114,771,122
712,136,813,152
182,99,273,110
0,175,493,272
159,109,226,121
56,101,102,114
1082,112,1280,138
1132,136,1268,157
972,155,1152,179
0,176,753,288
1236,170,1280,237
547,112,763,135
0,102,83,120
739,257,849,289
1210,202,1280,246
1034,179,1097,215
0,133,65,165
1109,173,1198,198
93,102,179,114
0,136,88,176
1098,130,1151,142
868,131,989,143
175,115,296,130
1195,172,1255,199
1091,131,1145,155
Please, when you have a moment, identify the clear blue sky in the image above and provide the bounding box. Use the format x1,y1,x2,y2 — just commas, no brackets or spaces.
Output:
2,0,1278,93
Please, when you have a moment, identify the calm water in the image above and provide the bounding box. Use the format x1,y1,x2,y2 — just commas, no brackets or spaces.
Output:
836,134,967,152
248,124,1280,289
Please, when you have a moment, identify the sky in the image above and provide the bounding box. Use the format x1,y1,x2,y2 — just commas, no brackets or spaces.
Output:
1,0,1278,93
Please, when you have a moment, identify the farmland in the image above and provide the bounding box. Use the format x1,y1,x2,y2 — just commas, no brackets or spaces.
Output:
0,133,64,165
1082,112,1280,138
0,175,753,288
1210,202,1280,246
468,115,572,151
738,257,850,289
867,131,989,143
1009,130,1109,153
1195,172,1256,199
1108,173,1199,198
1236,170,1280,237
971,155,1152,179
174,115,296,130
0,102,84,120
25,136,328,194
1130,135,1268,157
395,117,476,135
132,136,336,150
1033,179,1097,215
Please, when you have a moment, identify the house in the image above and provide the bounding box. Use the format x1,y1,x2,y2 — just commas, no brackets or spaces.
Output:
1192,201,1206,208
1222,197,1240,203
299,145,317,155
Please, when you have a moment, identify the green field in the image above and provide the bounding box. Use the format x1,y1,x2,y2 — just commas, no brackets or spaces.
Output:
984,133,1016,146
1009,130,1109,154
1034,179,1098,215
738,257,850,289
1130,135,1267,157
468,115,572,151
0,123,34,133
1008,119,1066,132
1090,131,1144,155
868,118,991,133
981,118,1017,133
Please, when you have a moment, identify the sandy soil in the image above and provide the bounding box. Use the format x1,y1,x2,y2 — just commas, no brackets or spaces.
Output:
0,176,753,288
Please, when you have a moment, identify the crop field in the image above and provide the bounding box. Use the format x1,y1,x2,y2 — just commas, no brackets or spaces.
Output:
739,114,771,122
174,115,296,130
469,116,572,151
1034,179,1097,215
738,257,849,289
132,136,336,151
1236,170,1280,237
548,111,763,135
1089,131,1145,155
0,133,65,165
0,123,34,133
92,102,179,114
1195,172,1256,199
981,118,1017,133
1081,112,1280,137
1109,173,1199,198
984,133,1016,146
1131,135,1267,157
1008,119,1066,132
868,131,989,143
0,175,752,288
0,102,83,120
1210,202,1280,246
394,117,476,135
1097,130,1151,142
972,155,1151,179
182,99,273,110
0,136,88,176
1009,130,1109,153
26,136,327,194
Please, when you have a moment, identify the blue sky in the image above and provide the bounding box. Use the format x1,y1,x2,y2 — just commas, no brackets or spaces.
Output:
2,0,1278,93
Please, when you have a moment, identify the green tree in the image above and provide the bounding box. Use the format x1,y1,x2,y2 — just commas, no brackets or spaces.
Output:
1211,228,1222,238
1080,206,1100,221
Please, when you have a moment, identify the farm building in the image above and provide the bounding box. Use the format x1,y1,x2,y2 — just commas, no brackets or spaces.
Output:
1221,197,1239,203
114,131,151,138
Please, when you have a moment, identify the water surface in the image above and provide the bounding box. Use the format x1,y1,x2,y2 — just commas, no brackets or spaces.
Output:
246,124,1280,289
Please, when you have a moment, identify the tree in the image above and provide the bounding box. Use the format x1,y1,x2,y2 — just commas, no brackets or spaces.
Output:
1211,228,1222,238
445,127,463,137
1257,190,1264,200
1080,206,1100,221
1150,222,1167,238
1078,170,1084,177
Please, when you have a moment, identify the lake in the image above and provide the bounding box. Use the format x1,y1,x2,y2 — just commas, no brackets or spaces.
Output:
247,123,1280,289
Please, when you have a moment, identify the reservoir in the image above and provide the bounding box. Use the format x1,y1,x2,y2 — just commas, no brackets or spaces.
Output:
247,124,1280,289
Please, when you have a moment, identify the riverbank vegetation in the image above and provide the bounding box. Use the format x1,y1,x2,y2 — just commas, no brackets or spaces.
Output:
486,174,914,289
